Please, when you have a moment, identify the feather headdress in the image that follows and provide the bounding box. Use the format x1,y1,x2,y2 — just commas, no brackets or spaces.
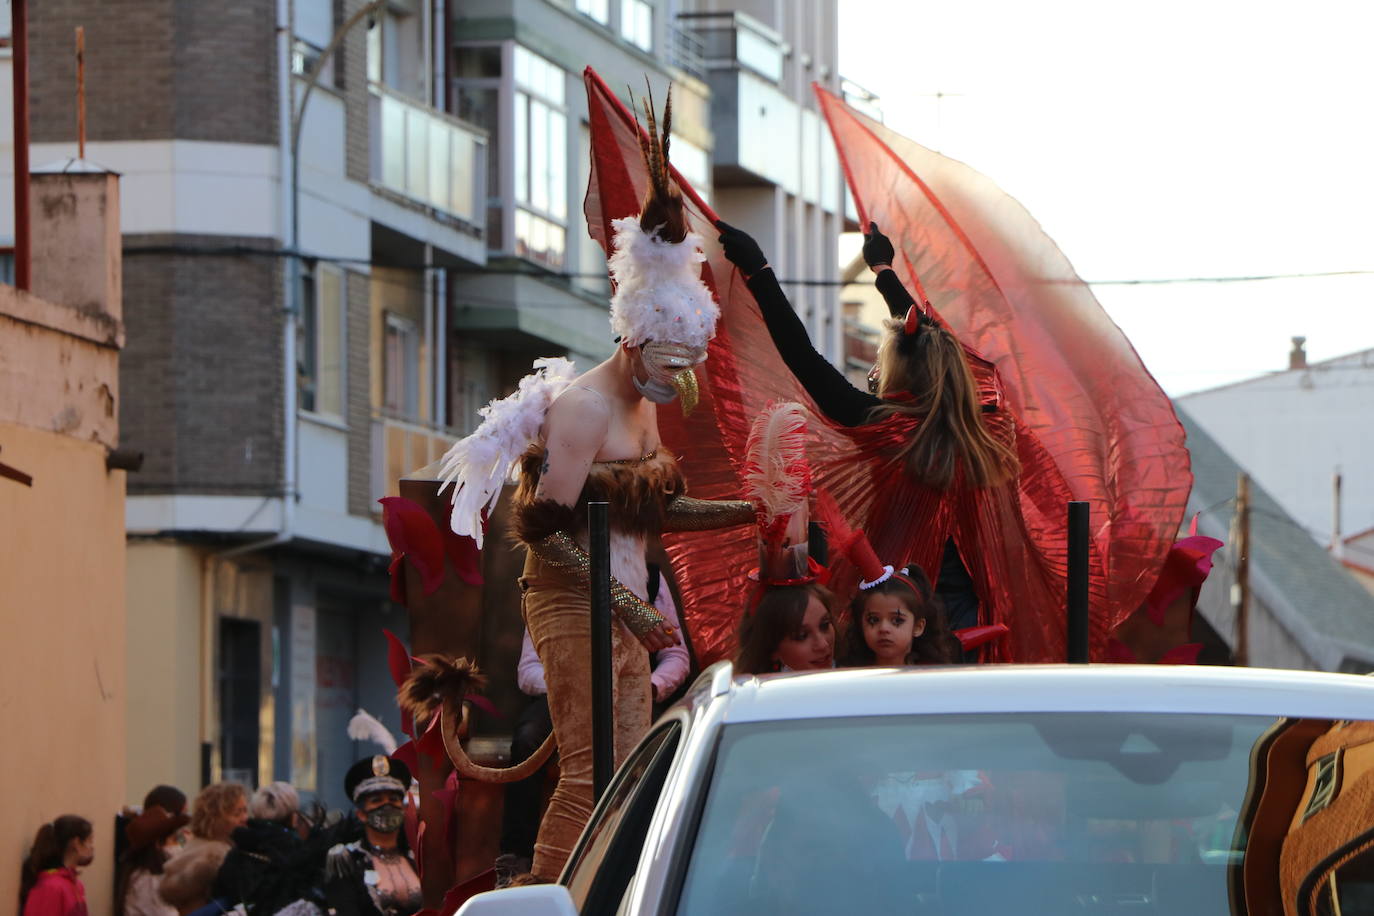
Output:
744,401,814,584
438,357,577,548
347,708,398,756
609,84,719,349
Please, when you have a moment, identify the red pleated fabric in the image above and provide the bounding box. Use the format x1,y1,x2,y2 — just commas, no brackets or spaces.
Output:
812,86,1191,661
582,68,1189,664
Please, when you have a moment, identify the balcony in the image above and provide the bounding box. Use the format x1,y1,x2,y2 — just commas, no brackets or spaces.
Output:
678,12,840,213
369,83,488,236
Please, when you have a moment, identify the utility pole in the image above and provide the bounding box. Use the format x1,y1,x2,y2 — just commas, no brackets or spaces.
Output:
1231,472,1251,666
11,0,30,290
75,27,87,159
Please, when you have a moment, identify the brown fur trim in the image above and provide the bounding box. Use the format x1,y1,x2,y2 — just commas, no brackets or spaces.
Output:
512,498,578,546
396,655,488,723
512,447,687,541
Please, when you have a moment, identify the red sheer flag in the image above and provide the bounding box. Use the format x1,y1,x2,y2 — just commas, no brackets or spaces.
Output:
582,68,1188,662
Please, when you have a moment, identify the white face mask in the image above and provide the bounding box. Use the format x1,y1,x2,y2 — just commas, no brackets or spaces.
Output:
633,374,680,403
635,340,707,409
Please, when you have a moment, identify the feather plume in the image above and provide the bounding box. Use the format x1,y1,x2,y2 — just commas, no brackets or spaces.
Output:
347,708,398,755
437,357,577,548
744,402,811,529
396,655,488,724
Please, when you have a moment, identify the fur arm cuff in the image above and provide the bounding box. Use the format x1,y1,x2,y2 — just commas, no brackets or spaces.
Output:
513,498,579,545
663,497,755,531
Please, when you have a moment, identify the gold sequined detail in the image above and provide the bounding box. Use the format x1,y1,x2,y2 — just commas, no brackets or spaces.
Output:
527,532,667,639
663,497,754,532
593,448,659,466
672,368,700,417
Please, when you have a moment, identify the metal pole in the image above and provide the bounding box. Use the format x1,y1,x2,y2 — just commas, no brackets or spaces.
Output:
1233,473,1251,667
75,27,86,160
12,0,30,290
589,501,614,800
1067,501,1090,663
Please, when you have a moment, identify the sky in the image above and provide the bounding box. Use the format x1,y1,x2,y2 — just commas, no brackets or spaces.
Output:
836,0,1374,395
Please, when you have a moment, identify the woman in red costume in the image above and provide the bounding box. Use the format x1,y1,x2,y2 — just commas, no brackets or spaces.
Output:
715,220,1059,660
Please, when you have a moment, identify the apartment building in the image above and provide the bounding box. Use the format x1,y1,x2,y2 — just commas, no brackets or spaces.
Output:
2,0,847,810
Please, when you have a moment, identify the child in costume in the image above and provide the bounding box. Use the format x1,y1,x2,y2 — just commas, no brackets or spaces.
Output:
731,403,837,675
816,490,1002,666
437,90,753,881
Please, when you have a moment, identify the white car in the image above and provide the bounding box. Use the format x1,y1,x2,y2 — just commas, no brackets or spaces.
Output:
458,663,1374,915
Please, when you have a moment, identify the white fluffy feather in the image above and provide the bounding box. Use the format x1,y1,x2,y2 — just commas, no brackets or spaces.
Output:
347,708,398,755
438,357,577,548
609,216,719,348
744,401,810,527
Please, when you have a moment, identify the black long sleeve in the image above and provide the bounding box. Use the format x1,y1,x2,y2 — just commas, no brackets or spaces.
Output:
745,267,881,427
875,269,917,318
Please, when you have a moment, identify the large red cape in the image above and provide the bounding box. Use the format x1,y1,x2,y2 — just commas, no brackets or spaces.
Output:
583,69,1190,664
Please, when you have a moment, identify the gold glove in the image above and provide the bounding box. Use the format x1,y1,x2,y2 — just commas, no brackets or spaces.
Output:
663,496,755,532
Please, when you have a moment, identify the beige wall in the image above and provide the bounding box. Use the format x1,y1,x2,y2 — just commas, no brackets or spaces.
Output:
0,422,126,914
125,542,206,801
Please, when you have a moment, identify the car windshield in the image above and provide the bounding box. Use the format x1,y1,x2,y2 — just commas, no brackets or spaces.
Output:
675,713,1374,916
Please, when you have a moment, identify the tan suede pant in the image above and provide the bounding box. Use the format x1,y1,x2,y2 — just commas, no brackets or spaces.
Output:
520,552,652,880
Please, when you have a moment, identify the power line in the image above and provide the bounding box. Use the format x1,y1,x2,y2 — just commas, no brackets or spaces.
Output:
122,241,1374,290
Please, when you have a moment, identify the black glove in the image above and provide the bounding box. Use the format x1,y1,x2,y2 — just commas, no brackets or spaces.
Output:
714,220,769,277
862,221,895,269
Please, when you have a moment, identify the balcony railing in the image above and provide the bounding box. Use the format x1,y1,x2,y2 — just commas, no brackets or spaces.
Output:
677,11,785,83
369,83,488,232
668,22,707,81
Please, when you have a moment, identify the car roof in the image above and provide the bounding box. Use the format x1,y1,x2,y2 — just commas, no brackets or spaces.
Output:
711,664,1374,723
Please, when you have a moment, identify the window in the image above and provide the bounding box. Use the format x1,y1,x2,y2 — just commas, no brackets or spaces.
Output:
454,44,504,248
383,313,421,419
513,46,568,268
619,0,653,51
576,0,610,25
676,713,1278,914
564,722,682,912
298,265,346,418
293,0,336,83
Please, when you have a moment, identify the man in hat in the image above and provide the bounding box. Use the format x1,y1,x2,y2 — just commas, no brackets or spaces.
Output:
324,756,422,916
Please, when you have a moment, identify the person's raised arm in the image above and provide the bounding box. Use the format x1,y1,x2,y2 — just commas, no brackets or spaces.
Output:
716,220,880,427
516,389,679,651
862,222,917,319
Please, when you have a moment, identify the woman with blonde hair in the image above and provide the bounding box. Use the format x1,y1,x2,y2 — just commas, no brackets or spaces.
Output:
717,221,1021,656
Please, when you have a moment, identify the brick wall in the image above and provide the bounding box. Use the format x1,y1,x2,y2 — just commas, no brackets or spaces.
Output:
338,0,371,184
29,0,277,146
345,269,373,516
122,235,284,495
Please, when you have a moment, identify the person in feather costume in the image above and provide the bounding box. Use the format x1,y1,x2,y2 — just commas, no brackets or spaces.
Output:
437,87,755,881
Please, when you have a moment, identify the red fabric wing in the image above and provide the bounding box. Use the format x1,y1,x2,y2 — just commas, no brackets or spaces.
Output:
814,86,1191,657
583,69,1187,663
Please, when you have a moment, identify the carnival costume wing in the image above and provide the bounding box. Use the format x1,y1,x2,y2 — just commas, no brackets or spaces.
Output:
585,68,831,663
437,357,577,548
812,86,1191,660
585,70,1186,663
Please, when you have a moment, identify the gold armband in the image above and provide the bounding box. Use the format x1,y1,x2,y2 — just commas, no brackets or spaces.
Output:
663,497,755,532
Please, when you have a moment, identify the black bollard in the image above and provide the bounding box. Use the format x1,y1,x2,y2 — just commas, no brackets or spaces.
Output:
588,501,614,800
1067,500,1090,663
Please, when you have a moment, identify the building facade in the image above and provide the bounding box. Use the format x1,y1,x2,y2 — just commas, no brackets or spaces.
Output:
0,167,127,914
4,0,848,812
1179,341,1374,553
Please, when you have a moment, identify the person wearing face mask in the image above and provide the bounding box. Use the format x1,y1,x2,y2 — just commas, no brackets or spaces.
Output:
437,89,755,883
324,756,421,916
